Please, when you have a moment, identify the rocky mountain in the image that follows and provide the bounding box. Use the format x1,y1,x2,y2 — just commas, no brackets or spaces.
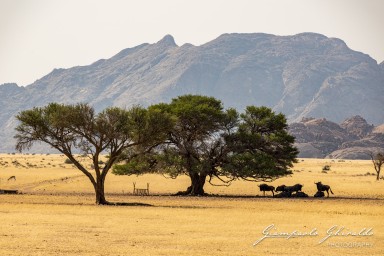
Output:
290,116,384,159
1,32,384,153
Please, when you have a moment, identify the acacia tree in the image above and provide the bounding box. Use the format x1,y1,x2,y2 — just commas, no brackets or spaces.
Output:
113,95,298,196
114,95,230,195
155,95,228,195
369,151,384,180
14,103,172,204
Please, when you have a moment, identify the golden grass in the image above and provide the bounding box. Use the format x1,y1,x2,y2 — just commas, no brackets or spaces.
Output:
0,154,383,255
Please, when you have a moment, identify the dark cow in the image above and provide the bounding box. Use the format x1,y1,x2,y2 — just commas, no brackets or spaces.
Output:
258,183,275,197
315,182,334,197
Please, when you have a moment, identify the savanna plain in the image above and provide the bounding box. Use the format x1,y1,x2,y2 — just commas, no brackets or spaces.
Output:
0,154,383,256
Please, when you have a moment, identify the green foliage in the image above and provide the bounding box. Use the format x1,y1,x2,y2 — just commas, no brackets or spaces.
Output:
222,106,297,181
157,95,226,175
113,157,154,176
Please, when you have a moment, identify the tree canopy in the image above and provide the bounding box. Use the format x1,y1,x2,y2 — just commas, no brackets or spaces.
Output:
223,106,298,181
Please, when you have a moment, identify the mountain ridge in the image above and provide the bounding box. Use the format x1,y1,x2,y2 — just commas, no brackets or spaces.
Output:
1,32,383,154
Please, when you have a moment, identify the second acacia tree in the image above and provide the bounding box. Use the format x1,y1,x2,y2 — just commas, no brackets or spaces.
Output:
114,95,298,195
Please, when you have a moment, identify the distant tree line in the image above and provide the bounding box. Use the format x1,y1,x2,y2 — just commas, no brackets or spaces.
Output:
14,95,298,204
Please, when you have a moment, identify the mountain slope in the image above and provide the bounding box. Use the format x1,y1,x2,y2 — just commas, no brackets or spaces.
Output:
1,33,383,153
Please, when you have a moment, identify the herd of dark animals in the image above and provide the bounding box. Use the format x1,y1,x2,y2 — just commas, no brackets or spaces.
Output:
258,182,334,198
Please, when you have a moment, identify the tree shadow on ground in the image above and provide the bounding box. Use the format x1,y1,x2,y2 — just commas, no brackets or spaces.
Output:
106,201,153,207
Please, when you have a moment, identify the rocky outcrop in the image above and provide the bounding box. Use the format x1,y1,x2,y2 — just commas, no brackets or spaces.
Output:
373,124,384,134
289,116,384,159
340,115,374,138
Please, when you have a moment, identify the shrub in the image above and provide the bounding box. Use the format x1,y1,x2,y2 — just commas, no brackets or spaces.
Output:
322,165,331,171
64,158,73,164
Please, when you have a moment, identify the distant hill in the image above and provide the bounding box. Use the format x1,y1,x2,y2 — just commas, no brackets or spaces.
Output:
289,116,384,159
1,32,384,153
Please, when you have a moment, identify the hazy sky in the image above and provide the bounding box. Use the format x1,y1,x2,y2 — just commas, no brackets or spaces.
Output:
1,0,383,86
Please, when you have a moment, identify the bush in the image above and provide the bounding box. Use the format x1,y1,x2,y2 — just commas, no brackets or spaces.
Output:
64,158,73,164
322,165,331,171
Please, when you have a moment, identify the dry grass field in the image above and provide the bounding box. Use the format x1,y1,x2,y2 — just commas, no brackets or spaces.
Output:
0,154,383,255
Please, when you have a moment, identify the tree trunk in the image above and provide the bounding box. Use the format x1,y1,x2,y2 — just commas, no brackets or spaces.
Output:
377,171,380,181
191,173,206,195
94,178,109,205
176,173,207,196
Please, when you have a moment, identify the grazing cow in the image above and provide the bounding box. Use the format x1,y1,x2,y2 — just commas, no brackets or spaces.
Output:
258,184,275,197
314,182,334,197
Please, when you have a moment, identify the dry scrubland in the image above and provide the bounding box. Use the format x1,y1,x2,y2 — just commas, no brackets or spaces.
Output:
0,154,383,255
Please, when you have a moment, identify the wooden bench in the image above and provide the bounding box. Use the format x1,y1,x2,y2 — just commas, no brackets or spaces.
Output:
132,182,149,196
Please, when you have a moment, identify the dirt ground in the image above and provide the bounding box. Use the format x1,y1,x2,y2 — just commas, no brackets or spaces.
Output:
0,154,383,255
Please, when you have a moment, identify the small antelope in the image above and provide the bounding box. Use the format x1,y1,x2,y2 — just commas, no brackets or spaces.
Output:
8,176,16,181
